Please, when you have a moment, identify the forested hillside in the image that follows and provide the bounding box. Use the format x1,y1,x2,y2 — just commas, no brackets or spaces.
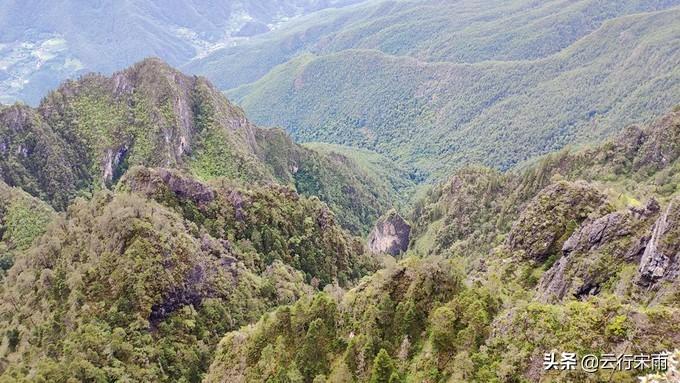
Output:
0,166,379,382
227,4,680,177
0,58,410,234
0,53,678,383
0,180,54,278
204,107,680,383
189,0,679,89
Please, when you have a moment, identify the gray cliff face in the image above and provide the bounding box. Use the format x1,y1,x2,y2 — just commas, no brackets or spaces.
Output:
538,199,660,302
119,167,216,207
367,211,411,256
506,180,611,262
636,197,680,288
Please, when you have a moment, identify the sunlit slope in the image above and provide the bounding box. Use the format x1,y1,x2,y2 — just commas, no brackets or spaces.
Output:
229,7,680,177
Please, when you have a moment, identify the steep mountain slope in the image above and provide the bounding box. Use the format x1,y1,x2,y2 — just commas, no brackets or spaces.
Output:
207,259,679,383
302,142,421,210
0,165,377,382
189,0,679,90
0,59,401,383
410,107,680,260
0,59,408,233
0,180,54,278
228,6,680,177
0,0,366,104
205,107,680,383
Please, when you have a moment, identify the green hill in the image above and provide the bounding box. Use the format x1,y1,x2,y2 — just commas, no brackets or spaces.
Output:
0,166,378,382
223,5,680,178
0,59,410,234
204,107,680,383
188,0,679,90
0,180,55,278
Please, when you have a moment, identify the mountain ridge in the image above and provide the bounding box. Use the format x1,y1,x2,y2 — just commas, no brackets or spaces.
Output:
0,58,411,234
228,5,680,177
203,105,680,383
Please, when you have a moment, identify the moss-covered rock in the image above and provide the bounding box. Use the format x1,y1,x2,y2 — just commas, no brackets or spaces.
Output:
507,180,611,263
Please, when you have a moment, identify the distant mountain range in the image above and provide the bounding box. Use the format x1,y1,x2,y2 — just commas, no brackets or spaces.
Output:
3,0,678,180
0,0,365,104
215,0,680,177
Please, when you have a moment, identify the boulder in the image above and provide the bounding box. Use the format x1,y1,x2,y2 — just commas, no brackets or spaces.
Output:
561,211,630,255
368,210,411,256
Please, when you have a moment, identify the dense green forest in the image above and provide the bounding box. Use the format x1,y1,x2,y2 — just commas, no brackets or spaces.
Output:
205,107,680,383
0,57,678,382
189,0,679,90
2,0,680,381
227,5,680,177
0,58,412,235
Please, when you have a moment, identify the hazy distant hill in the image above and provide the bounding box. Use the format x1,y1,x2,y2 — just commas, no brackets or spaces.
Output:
225,4,680,177
187,0,680,90
0,0,365,104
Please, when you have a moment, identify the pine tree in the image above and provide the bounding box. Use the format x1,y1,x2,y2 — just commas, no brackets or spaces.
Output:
369,348,395,383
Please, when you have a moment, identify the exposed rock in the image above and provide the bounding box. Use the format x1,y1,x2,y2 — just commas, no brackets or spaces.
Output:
562,211,632,255
538,255,571,300
636,197,680,287
624,234,650,262
157,168,215,205
150,231,239,327
121,166,215,206
368,210,411,256
538,200,660,302
507,181,610,262
149,262,211,326
630,198,660,219
226,189,246,221
102,145,129,185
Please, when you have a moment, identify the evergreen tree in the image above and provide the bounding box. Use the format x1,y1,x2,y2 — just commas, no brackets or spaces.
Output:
369,349,395,383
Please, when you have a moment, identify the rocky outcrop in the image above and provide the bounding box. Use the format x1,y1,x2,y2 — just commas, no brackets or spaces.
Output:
538,199,661,302
539,210,633,301
120,166,215,207
561,212,629,255
368,210,411,256
507,181,611,262
636,197,680,287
